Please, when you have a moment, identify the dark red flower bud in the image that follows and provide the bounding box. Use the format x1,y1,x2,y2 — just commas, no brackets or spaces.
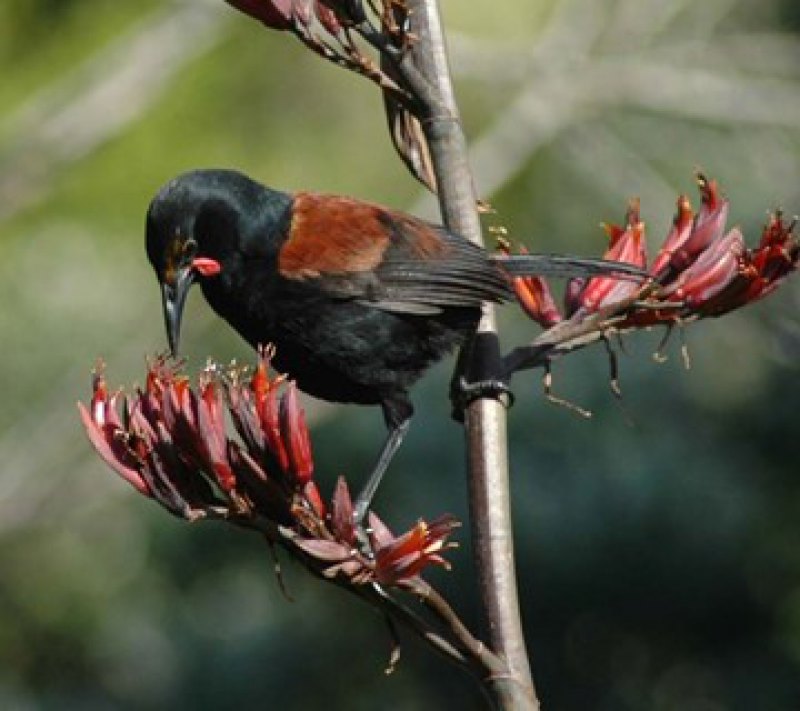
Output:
497,241,562,326
653,175,729,282
650,194,695,279
752,211,799,285
660,228,745,310
317,0,367,26
330,476,356,546
225,0,296,31
90,367,109,424
82,354,466,590
564,277,587,317
251,356,290,472
79,365,152,497
293,0,313,26
280,382,314,485
197,377,237,492
577,201,647,313
303,480,326,519
515,274,563,327
314,1,342,34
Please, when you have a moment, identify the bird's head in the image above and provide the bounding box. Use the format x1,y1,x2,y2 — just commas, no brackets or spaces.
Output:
146,169,279,356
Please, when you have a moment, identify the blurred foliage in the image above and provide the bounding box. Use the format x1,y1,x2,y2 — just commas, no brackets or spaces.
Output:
1,0,799,709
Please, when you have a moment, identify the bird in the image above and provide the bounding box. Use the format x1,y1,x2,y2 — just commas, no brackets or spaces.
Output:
146,168,645,520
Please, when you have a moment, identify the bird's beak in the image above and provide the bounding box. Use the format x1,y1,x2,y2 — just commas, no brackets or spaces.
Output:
161,266,195,357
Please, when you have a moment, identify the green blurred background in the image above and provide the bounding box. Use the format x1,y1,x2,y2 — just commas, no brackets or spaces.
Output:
1,1,799,708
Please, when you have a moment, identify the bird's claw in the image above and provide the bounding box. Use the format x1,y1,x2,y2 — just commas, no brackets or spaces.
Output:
451,377,515,422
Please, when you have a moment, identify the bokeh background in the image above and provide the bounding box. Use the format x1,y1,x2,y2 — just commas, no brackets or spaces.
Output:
1,0,799,708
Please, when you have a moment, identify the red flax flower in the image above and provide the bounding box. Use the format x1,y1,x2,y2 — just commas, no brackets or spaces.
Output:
79,350,458,587
568,198,648,317
497,238,562,328
224,0,358,33
371,513,459,586
225,0,304,31
637,174,797,323
291,475,459,585
225,0,375,31
506,173,797,331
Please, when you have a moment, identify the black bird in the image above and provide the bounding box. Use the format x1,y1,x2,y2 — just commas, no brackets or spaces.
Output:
146,169,643,519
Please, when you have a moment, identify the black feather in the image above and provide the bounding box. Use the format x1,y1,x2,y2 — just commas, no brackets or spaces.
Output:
494,253,647,280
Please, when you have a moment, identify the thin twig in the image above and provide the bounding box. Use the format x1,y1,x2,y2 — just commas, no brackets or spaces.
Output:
236,514,476,671
369,583,471,668
401,578,503,674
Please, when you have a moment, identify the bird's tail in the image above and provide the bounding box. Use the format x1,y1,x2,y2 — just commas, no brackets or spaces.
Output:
493,253,647,280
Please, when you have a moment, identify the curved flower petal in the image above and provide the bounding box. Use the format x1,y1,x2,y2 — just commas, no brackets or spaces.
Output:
373,515,459,586
78,402,152,497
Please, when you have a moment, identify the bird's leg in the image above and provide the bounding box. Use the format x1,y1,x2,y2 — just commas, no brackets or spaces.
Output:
352,403,413,525
450,332,514,422
449,333,476,422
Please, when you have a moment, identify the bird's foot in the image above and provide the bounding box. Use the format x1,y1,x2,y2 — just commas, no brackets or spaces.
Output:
451,376,515,422
450,332,515,422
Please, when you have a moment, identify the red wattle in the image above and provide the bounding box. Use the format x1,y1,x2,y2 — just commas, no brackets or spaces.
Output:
192,257,222,277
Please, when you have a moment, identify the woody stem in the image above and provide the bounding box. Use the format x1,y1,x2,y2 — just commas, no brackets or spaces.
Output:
400,2,538,708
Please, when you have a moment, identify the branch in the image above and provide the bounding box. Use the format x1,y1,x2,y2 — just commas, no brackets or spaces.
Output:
243,515,477,673
404,1,538,708
79,353,513,696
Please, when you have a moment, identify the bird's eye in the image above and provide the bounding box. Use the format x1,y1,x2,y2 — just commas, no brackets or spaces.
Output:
183,238,198,259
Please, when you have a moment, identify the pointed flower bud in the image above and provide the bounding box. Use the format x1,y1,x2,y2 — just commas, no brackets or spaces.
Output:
653,174,729,283
252,352,290,472
515,274,563,327
329,475,356,546
659,228,746,311
79,352,321,520
280,382,314,485
650,194,695,279
314,1,342,34
497,239,563,327
557,173,797,330
225,0,297,31
316,0,367,26
197,376,237,492
78,363,152,497
81,352,461,590
577,200,648,313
